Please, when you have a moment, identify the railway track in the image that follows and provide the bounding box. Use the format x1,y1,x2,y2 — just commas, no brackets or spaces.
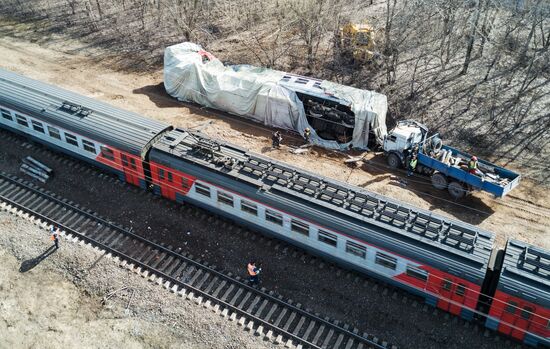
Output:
0,171,395,349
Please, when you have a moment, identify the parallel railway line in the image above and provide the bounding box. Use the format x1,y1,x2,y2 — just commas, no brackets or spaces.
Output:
0,170,395,349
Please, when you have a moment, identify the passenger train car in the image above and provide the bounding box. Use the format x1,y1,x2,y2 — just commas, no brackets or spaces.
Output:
0,68,548,347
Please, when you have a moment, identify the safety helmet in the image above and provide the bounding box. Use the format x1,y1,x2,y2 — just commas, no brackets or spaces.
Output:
471,156,477,161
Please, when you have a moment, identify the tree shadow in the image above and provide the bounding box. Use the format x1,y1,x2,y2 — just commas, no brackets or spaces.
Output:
19,245,57,273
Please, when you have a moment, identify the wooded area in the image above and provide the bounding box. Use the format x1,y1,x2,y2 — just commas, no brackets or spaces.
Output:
1,0,549,181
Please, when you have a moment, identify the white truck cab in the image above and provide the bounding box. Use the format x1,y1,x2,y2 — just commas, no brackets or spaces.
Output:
383,120,428,168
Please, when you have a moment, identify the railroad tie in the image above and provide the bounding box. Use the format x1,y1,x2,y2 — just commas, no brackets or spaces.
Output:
333,332,345,349
229,288,244,305
292,316,306,335
321,327,335,348
203,276,219,294
273,307,289,328
211,280,227,298
264,304,279,323
220,284,235,302
253,299,269,317
237,291,252,308
302,320,316,342
282,311,297,331
246,295,261,313
312,323,326,346
194,272,211,289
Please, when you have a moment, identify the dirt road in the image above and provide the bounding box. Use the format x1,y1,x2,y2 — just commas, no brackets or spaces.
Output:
0,22,548,249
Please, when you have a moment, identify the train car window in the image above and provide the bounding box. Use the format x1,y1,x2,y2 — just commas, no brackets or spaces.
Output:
1,108,13,120
65,133,79,147
100,146,115,161
217,192,234,207
15,114,28,127
547,320,550,329
265,209,283,226
346,241,366,258
375,252,397,270
442,279,453,291
130,158,137,169
48,126,61,140
82,140,96,154
159,168,165,180
520,306,534,320
455,284,466,296
318,230,337,247
241,200,257,216
504,301,518,314
291,219,309,236
406,265,428,281
167,172,173,183
195,183,211,197
31,120,45,133
181,178,190,189
121,154,129,167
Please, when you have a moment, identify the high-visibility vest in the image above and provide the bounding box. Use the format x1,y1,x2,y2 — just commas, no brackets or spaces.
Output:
247,263,257,276
410,158,417,169
468,160,477,170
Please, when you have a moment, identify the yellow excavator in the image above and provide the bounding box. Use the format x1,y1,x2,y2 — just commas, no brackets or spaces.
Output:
335,23,377,65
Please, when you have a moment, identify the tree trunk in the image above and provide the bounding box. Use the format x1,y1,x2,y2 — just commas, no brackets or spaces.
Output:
461,0,482,75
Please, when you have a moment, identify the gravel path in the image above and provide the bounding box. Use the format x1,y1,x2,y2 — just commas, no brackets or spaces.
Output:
0,210,278,349
0,135,526,348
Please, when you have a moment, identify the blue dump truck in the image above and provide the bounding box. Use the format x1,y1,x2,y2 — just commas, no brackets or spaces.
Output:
382,120,521,199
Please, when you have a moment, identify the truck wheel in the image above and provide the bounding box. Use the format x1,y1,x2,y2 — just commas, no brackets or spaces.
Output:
431,172,448,190
448,181,467,199
387,153,401,169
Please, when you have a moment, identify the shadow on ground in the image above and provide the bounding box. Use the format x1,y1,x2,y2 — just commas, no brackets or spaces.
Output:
19,245,57,273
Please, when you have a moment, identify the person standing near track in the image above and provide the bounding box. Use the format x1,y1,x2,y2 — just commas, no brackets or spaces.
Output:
50,226,59,249
303,127,311,144
247,261,262,285
272,131,282,149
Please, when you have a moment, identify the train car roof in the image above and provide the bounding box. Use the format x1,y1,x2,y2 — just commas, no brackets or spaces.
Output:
151,128,495,278
0,69,171,156
498,240,550,308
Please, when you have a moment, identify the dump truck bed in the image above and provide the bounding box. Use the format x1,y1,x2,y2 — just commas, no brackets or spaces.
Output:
418,145,521,198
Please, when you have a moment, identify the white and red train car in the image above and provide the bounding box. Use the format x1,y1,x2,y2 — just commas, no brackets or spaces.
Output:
0,69,170,189
0,68,548,347
486,240,550,347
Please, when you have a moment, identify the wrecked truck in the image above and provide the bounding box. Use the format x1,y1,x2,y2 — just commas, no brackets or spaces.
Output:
163,42,387,150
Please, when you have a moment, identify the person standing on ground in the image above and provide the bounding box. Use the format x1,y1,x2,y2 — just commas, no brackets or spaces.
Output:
247,261,261,285
50,226,59,249
303,127,311,144
272,131,282,149
408,154,418,177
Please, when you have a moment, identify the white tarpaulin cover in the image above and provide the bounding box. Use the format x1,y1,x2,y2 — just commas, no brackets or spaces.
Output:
164,42,387,150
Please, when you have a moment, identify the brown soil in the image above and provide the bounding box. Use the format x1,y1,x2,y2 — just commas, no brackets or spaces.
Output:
0,25,547,249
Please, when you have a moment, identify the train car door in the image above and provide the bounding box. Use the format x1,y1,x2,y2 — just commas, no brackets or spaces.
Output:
498,301,533,341
121,154,139,186
436,277,466,316
437,278,454,312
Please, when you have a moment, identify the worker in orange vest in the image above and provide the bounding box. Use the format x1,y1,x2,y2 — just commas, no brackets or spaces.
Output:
50,226,59,249
247,261,262,285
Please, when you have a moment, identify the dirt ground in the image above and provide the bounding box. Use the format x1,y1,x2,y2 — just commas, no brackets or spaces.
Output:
0,21,548,252
0,210,277,349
